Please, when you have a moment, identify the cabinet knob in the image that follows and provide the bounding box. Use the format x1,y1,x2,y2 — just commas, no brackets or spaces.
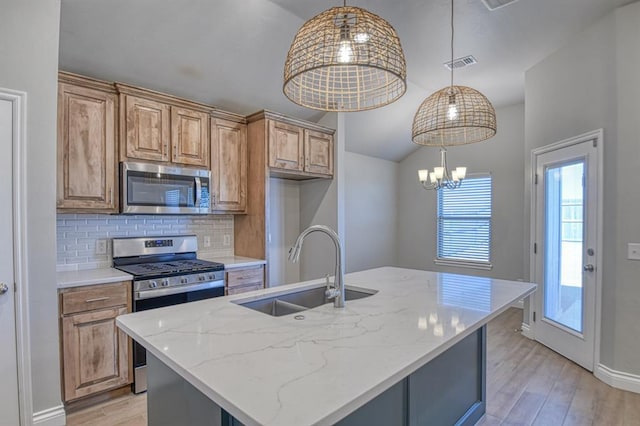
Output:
0,283,10,295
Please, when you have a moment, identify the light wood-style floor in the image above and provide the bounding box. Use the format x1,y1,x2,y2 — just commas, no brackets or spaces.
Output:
66,308,640,426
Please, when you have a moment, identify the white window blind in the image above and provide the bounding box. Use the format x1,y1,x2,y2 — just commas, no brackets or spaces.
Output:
437,175,492,265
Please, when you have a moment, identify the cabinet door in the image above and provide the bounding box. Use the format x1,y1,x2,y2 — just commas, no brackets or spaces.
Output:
57,83,117,211
226,266,264,295
304,129,334,176
122,95,170,162
268,120,304,171
211,119,247,212
171,107,210,167
61,306,130,402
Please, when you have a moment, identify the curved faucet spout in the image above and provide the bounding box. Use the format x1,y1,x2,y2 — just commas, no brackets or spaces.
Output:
288,225,345,308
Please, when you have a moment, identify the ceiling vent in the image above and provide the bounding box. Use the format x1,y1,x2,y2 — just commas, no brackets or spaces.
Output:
481,0,521,11
444,55,477,71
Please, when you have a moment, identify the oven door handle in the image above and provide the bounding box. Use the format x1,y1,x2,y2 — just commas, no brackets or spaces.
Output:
134,280,224,300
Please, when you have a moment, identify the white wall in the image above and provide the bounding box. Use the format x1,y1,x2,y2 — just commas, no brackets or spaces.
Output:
0,0,62,416
344,152,398,273
524,2,640,375
268,179,300,285
397,103,526,281
298,113,345,281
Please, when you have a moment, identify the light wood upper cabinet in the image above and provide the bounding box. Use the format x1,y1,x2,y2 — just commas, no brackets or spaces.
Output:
268,120,304,172
211,117,247,213
172,107,209,167
117,84,212,168
59,281,132,402
304,129,334,176
254,112,334,180
122,95,170,163
57,73,118,212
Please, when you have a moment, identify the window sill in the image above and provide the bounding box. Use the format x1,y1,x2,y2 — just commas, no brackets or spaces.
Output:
434,259,493,271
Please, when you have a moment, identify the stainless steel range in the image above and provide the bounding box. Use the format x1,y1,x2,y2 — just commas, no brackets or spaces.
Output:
112,235,225,393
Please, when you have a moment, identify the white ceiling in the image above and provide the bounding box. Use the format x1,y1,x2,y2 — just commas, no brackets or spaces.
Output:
59,0,632,161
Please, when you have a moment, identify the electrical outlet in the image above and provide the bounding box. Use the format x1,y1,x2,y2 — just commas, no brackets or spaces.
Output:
223,234,231,246
628,243,640,260
203,236,211,248
96,239,107,255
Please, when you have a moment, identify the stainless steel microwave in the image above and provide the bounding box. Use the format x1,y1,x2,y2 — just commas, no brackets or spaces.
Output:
120,162,211,215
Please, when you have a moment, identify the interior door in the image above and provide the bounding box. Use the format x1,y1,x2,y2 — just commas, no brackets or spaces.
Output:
532,134,600,371
0,97,20,424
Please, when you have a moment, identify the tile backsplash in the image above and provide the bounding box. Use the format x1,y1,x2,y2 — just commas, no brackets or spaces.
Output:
57,214,234,271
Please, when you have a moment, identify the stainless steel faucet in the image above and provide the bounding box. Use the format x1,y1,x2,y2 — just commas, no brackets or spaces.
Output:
288,225,345,308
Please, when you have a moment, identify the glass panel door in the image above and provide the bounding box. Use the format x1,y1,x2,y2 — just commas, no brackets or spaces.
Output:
543,161,584,333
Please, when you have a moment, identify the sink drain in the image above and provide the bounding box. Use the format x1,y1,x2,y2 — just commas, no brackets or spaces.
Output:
294,315,305,320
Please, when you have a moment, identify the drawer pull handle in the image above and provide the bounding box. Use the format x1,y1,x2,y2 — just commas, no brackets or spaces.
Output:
85,297,110,303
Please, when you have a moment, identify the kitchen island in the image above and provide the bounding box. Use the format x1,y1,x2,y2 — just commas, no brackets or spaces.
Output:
116,267,536,426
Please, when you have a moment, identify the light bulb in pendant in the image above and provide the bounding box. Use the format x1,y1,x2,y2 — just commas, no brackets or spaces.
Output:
447,93,458,121
337,39,354,63
447,102,458,121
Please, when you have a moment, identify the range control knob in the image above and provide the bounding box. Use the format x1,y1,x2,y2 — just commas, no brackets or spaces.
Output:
161,279,170,287
181,278,188,284
149,281,158,289
208,274,214,280
198,275,205,281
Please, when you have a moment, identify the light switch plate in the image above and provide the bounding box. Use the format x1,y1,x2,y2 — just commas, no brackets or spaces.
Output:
95,239,107,255
628,243,640,260
203,236,211,248
223,235,231,246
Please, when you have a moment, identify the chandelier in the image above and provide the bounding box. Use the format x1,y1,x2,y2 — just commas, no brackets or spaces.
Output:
418,149,466,190
411,0,496,146
283,1,407,112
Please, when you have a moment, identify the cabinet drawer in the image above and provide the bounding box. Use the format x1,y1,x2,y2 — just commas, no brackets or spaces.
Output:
61,282,130,315
226,266,264,288
227,283,264,295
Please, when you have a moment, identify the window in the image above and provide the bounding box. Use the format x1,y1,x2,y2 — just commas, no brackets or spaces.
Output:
436,175,492,269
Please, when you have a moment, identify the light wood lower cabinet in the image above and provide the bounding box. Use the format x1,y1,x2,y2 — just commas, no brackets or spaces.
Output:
225,265,264,295
59,281,132,402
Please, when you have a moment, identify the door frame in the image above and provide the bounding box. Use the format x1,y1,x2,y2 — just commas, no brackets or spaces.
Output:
1,88,33,424
529,129,603,370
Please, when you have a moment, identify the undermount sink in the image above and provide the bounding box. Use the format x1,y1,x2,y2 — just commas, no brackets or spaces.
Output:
233,285,378,317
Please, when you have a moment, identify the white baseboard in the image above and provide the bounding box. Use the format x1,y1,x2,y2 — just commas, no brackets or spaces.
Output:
595,364,640,394
33,405,66,426
521,322,533,339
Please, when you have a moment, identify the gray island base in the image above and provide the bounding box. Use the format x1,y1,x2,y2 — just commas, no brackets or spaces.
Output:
147,326,486,426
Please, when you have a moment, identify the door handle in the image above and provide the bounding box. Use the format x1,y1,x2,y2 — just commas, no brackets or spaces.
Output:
0,283,9,295
583,264,595,272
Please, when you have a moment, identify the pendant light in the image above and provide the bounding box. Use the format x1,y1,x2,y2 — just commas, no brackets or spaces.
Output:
283,1,407,112
412,0,496,146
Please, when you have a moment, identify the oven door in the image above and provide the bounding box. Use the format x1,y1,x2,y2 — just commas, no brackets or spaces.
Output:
121,161,211,214
131,280,224,393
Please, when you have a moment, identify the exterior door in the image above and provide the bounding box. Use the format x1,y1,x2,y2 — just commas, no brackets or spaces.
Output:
532,131,601,371
0,97,20,424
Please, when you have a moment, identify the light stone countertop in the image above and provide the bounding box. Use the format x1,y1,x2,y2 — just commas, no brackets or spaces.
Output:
198,254,266,270
57,268,133,289
116,267,536,426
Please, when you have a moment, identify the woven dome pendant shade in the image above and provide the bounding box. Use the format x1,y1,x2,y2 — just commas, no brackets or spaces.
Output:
283,6,407,112
412,85,497,146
